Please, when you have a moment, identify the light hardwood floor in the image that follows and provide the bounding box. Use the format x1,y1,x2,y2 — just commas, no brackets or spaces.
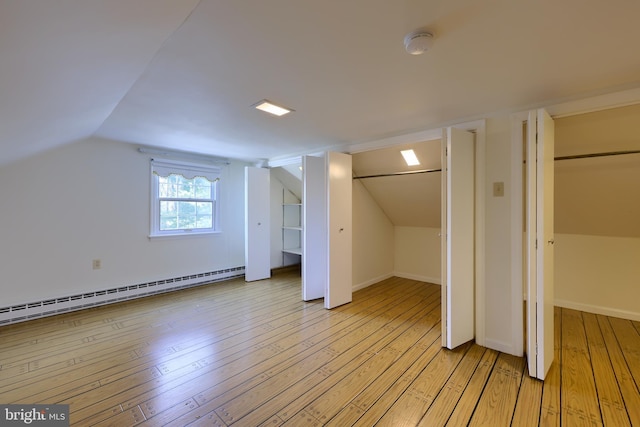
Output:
1,272,639,426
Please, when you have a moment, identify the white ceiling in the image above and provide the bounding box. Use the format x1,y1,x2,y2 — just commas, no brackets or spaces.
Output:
2,0,640,166
353,139,441,227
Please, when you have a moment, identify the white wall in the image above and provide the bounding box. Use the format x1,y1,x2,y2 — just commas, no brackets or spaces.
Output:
352,179,394,289
555,234,640,321
0,137,248,307
483,117,520,354
394,226,440,284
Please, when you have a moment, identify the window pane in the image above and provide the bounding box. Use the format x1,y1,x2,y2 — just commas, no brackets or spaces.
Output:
177,177,193,198
195,183,211,199
159,201,213,231
197,201,212,215
159,201,177,230
159,177,171,198
160,175,212,200
152,161,220,236
196,215,212,228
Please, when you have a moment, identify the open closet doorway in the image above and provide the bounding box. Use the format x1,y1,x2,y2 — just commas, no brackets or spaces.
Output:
269,164,303,274
351,139,442,287
552,105,640,320
350,120,485,349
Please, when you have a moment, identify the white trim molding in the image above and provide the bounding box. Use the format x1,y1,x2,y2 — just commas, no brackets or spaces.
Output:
555,300,640,322
394,272,441,285
352,273,395,292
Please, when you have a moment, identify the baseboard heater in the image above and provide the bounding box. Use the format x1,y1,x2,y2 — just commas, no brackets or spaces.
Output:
0,266,245,326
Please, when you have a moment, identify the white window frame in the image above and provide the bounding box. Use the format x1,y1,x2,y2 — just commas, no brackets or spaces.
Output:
149,159,221,238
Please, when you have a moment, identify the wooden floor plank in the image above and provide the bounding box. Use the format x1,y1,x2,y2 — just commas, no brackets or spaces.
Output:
561,308,603,425
325,321,442,427
608,316,640,389
416,344,486,427
583,312,632,426
214,287,438,425
371,342,471,426
597,315,640,426
511,364,543,426
168,281,437,427
539,306,562,426
283,299,441,425
468,353,525,426
348,330,446,427
1,272,639,427
442,348,499,426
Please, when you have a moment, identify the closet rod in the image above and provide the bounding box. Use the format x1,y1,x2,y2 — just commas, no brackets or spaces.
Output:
354,149,640,180
353,168,442,180
554,149,640,161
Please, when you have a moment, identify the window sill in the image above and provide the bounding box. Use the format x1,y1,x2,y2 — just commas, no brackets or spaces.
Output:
148,230,222,240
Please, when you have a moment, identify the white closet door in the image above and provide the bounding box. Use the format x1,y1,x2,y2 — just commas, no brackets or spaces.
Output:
244,167,271,282
325,152,352,309
302,155,326,301
526,109,555,380
442,127,475,349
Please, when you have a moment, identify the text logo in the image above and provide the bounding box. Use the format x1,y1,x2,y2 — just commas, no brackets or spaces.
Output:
1,405,69,426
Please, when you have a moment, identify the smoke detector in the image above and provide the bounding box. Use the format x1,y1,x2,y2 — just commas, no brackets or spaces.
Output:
404,31,434,55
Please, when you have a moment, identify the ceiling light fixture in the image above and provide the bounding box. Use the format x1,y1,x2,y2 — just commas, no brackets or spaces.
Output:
401,149,420,166
253,99,293,116
404,31,434,55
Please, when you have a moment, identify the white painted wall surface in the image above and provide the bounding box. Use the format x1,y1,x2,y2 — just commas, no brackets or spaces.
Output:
0,137,248,307
352,179,394,290
483,117,519,354
555,233,640,321
394,226,441,284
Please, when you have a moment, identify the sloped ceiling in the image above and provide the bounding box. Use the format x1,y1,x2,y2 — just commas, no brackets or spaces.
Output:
271,166,302,202
352,140,441,227
2,1,640,167
0,1,200,165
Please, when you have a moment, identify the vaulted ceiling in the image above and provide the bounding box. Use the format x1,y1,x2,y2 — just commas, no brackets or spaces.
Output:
2,0,640,167
352,140,441,227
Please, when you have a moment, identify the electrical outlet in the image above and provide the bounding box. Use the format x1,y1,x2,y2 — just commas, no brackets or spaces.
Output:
493,182,504,197
92,259,101,270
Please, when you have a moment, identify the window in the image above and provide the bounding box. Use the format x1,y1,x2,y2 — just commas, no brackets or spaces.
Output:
150,160,221,237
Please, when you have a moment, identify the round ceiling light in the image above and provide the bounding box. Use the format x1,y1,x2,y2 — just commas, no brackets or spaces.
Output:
404,31,434,55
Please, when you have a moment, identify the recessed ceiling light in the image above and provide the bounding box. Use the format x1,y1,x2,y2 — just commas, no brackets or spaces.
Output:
401,149,420,166
253,99,293,116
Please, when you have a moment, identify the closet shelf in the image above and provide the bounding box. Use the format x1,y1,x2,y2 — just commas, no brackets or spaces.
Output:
283,247,302,256
282,188,302,265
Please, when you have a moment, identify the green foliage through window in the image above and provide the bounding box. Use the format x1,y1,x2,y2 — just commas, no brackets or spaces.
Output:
158,175,215,231
150,160,221,236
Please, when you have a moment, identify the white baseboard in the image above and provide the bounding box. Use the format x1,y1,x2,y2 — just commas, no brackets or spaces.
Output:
555,299,640,322
352,273,394,291
0,267,245,326
393,272,441,285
